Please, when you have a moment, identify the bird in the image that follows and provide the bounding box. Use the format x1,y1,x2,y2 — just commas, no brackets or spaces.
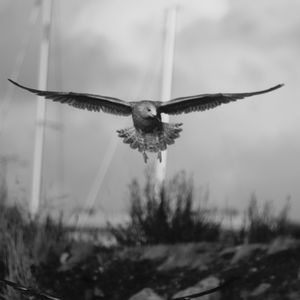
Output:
8,79,283,163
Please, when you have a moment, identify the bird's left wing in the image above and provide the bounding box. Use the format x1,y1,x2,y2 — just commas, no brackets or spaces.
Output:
8,79,132,116
158,84,284,115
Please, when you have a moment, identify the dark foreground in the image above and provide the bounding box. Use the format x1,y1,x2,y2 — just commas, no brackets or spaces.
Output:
31,238,300,300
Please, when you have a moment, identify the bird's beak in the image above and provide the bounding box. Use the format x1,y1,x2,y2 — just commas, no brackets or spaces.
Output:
150,112,160,122
149,109,157,118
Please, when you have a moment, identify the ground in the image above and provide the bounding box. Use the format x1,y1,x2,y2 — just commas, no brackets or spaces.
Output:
36,238,300,300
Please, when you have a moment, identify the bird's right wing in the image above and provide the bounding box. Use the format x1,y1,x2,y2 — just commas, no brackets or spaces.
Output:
158,84,284,115
9,79,132,116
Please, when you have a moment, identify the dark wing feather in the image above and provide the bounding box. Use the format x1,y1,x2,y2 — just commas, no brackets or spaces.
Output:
158,84,284,115
8,79,132,116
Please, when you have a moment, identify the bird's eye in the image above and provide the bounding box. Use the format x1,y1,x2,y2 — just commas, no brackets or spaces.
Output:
147,108,151,111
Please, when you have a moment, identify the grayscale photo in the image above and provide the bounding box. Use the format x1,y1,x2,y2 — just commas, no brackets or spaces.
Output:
0,0,299,299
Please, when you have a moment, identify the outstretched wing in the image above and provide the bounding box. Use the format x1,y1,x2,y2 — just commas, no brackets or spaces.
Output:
158,84,284,115
8,79,132,116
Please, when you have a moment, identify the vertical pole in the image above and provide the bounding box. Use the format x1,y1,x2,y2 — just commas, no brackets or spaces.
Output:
30,0,52,219
155,6,178,183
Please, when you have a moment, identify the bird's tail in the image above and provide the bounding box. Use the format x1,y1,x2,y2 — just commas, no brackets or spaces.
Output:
117,122,183,163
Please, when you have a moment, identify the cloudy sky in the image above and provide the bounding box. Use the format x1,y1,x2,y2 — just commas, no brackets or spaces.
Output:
0,0,299,224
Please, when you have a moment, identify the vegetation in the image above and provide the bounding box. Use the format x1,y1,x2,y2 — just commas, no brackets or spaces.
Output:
0,167,300,299
110,171,300,246
239,193,300,243
0,203,70,300
109,171,220,245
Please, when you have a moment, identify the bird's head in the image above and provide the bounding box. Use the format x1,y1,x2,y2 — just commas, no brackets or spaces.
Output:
141,103,158,119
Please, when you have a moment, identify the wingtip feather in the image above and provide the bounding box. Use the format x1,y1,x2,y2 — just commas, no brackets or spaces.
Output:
8,78,15,85
8,79,41,95
273,83,285,90
8,78,27,90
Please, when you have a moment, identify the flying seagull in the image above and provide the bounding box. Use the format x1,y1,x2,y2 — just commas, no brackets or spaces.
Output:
8,79,283,163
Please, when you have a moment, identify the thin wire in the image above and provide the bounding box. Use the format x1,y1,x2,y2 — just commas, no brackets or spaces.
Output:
77,137,121,227
0,0,41,136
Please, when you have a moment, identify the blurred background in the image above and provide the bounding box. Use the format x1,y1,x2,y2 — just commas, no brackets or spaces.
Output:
0,1,300,299
1,0,299,225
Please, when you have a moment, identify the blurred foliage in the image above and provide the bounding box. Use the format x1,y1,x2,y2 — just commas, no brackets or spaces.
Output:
0,206,34,300
109,171,220,245
240,193,300,243
0,194,70,299
110,171,300,246
1,165,300,299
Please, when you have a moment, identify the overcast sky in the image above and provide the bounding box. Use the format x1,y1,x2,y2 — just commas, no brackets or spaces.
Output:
0,0,299,224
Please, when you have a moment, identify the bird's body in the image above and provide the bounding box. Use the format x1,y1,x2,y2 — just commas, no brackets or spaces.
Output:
118,100,183,162
8,79,283,162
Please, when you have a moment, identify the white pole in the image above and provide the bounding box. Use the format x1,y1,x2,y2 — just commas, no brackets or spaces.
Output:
155,6,178,183
30,0,53,219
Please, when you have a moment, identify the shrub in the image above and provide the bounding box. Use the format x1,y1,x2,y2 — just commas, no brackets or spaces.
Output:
0,205,35,300
0,202,70,299
240,193,297,243
109,171,220,246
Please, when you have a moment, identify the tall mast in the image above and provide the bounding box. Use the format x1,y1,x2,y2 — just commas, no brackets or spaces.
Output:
30,0,53,218
155,6,178,183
